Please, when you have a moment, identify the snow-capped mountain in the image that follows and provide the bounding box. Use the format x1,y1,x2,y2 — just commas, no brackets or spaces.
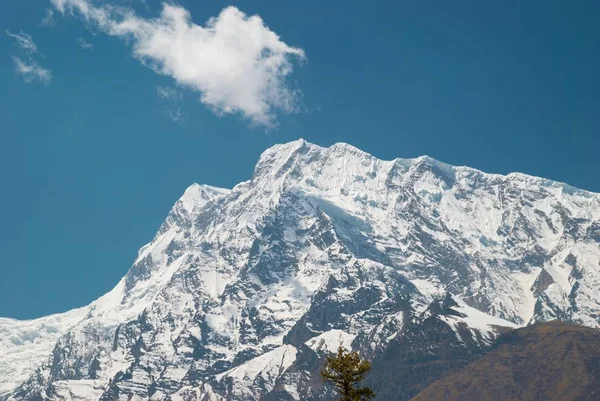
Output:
2,139,599,401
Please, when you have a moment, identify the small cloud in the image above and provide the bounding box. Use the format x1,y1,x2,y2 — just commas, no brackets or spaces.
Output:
76,37,94,49
156,85,187,126
51,1,305,127
6,30,38,54
62,112,85,136
156,85,182,100
6,30,51,84
12,57,52,84
41,9,55,27
166,107,187,124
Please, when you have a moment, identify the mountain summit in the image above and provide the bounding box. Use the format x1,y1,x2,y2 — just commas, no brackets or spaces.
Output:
2,140,599,401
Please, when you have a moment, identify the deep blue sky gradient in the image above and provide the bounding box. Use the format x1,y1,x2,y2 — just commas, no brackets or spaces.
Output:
1,0,599,318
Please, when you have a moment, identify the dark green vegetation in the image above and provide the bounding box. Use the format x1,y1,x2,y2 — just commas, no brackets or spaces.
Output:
321,346,375,401
410,321,600,401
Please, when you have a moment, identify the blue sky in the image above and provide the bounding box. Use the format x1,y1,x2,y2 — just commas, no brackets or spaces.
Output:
1,0,599,319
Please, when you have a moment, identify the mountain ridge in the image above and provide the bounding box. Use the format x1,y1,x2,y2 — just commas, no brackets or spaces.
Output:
2,139,599,401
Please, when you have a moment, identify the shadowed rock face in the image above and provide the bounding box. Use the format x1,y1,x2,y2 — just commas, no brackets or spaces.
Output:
1,140,599,401
365,294,515,401
411,321,600,401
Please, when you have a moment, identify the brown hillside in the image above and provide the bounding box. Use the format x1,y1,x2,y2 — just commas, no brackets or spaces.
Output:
410,321,600,401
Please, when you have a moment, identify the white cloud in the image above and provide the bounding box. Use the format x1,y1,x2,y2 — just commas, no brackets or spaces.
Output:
6,31,38,54
6,31,52,84
77,37,94,49
156,85,188,125
41,9,56,27
51,0,305,127
166,106,187,125
156,85,181,100
12,57,52,84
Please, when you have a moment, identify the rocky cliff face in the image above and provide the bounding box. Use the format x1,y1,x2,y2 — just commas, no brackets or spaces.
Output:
1,140,599,401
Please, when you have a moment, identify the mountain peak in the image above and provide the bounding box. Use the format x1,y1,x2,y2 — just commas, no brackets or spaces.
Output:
253,140,599,200
2,140,599,401
178,183,230,214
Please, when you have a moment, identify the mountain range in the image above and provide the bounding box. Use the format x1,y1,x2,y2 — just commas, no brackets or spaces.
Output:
1,139,599,401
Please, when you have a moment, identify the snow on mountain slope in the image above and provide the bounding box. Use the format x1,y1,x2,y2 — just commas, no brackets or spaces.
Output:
305,329,355,354
210,344,298,400
434,294,518,345
0,184,229,400
2,140,599,401
0,309,89,396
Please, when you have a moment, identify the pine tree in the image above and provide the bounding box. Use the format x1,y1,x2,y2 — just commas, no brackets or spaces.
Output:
320,345,375,401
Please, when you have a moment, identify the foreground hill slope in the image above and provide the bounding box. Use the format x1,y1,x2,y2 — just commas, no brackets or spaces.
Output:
411,321,600,401
1,140,599,401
